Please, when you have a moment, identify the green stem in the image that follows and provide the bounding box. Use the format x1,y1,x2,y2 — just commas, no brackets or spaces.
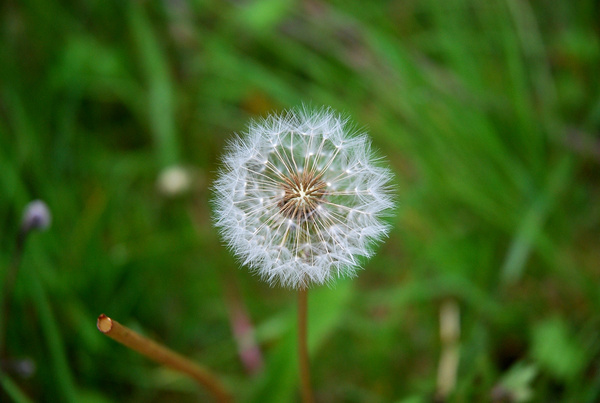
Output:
0,229,26,357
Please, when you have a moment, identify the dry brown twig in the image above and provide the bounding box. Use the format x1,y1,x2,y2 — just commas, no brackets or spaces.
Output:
97,314,232,403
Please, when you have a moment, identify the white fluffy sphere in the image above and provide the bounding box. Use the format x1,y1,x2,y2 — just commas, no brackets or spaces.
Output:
212,107,394,289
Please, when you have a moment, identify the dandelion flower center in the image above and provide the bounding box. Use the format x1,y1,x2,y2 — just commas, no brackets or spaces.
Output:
279,171,327,222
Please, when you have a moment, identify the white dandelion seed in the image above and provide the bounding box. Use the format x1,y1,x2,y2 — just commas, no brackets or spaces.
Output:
212,107,394,289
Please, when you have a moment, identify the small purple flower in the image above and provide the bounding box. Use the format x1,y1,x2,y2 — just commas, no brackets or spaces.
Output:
21,200,52,233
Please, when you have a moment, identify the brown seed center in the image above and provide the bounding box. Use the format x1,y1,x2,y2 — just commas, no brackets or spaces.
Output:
279,172,326,222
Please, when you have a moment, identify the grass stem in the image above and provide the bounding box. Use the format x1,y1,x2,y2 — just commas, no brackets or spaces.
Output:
0,229,26,357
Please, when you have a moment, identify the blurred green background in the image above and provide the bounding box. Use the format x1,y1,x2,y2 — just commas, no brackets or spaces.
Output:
1,0,599,402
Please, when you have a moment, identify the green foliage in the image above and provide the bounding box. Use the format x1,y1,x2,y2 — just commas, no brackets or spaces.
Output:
495,362,537,402
532,318,586,381
1,0,599,401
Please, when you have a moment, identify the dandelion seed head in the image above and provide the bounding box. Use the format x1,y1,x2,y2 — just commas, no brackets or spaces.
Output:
157,165,192,196
212,107,394,289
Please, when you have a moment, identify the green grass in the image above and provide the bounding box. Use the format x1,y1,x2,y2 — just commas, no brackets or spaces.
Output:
1,0,599,401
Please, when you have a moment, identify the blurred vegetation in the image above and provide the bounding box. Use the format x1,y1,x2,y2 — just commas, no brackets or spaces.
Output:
1,0,599,402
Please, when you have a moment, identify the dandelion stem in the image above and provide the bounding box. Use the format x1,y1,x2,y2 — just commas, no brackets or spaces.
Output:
97,314,232,403
298,288,315,403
